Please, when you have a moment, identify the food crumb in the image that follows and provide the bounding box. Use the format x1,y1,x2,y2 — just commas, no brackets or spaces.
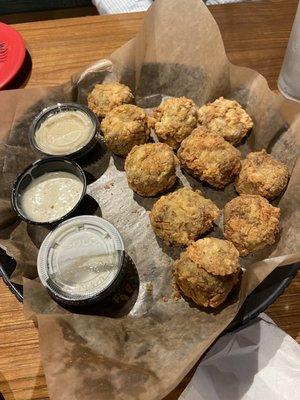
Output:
172,291,181,301
103,182,115,190
145,283,153,293
172,280,181,301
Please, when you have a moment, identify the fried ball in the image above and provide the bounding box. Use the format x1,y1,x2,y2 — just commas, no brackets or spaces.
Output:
87,82,134,118
173,238,240,308
224,194,280,256
198,97,253,145
236,150,289,200
150,187,219,246
101,104,150,157
178,128,241,189
150,97,198,149
125,143,177,197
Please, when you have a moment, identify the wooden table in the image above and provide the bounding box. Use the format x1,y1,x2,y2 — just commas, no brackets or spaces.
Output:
0,1,299,399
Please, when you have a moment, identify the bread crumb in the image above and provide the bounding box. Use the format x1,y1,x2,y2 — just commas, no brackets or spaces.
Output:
145,283,153,293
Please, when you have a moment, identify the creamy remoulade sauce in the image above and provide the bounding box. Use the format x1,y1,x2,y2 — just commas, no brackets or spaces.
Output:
34,110,94,155
21,172,83,222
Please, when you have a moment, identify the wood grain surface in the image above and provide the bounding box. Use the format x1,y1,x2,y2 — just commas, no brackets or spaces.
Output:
0,1,299,399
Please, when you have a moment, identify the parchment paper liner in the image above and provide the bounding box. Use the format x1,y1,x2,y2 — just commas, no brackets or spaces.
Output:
0,1,300,399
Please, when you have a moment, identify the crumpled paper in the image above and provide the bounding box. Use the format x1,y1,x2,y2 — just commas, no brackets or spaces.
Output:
0,0,300,399
179,313,300,400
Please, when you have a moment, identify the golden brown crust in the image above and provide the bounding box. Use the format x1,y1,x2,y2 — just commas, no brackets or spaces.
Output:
100,104,150,157
87,82,134,118
150,97,198,149
224,194,280,256
177,128,241,189
236,150,289,199
173,238,240,308
124,143,177,197
198,97,253,145
150,187,219,246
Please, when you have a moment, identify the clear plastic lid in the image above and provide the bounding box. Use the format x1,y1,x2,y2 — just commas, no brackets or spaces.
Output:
37,215,124,304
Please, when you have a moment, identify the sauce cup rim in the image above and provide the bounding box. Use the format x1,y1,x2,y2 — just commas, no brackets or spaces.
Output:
11,157,87,226
29,102,99,158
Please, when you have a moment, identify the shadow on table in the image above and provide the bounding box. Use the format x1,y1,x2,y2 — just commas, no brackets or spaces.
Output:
30,363,48,400
4,50,32,90
0,371,16,400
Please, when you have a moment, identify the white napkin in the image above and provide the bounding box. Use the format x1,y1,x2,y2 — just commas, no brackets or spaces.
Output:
206,1,246,4
180,314,300,400
92,0,249,14
92,0,153,14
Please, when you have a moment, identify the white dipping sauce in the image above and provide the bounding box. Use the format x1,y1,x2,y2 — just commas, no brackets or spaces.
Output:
21,172,83,222
35,110,94,155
